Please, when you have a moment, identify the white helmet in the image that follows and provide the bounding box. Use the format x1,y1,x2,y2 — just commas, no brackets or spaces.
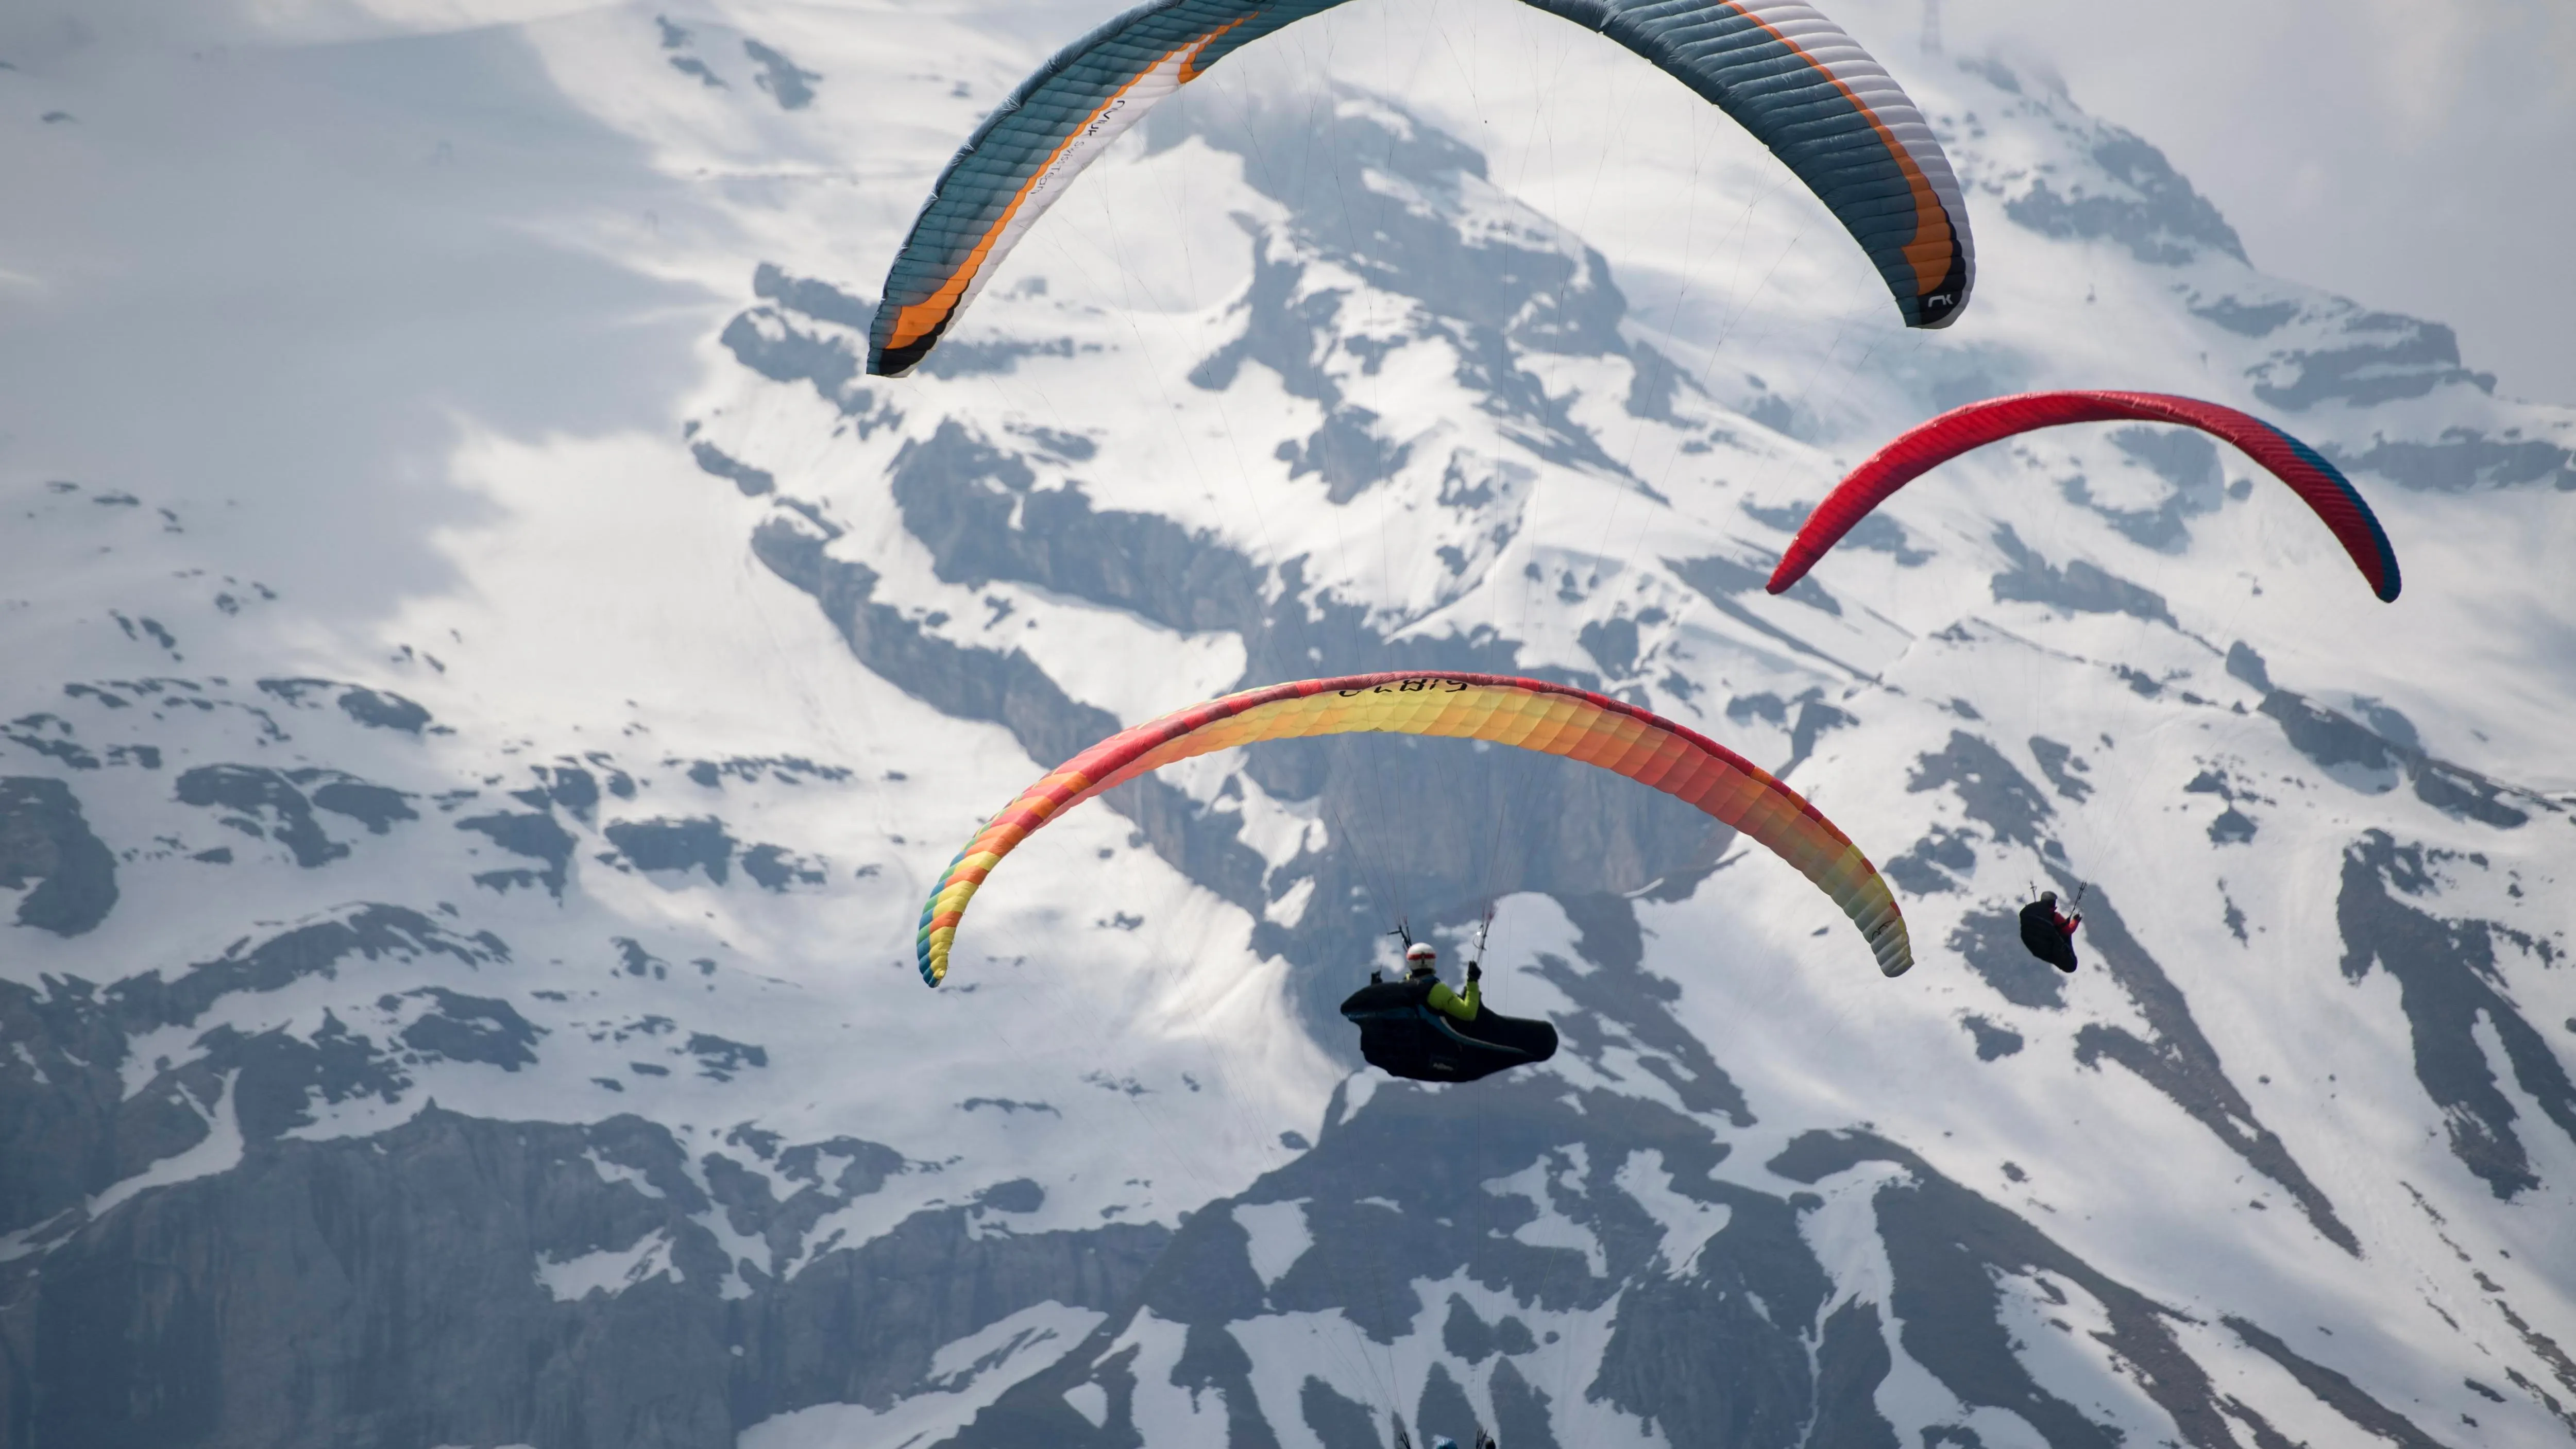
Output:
1405,941,1438,962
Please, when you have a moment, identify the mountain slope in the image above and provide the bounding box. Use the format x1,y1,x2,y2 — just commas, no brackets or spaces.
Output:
3,3,2574,1446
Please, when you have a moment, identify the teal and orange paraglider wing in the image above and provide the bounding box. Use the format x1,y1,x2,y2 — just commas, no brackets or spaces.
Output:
871,0,1974,376
916,672,1911,984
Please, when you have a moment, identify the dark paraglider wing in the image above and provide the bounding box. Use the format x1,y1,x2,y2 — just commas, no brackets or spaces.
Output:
1765,389,2401,601
869,0,1974,376
917,672,1912,985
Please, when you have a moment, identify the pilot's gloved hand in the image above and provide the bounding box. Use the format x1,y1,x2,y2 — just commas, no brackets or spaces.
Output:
1466,961,1482,982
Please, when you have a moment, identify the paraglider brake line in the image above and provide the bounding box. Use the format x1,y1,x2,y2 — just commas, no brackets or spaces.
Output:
1387,919,1413,950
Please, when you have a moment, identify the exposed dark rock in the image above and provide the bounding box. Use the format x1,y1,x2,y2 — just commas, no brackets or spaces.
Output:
676,755,850,789
1442,1294,1498,1362
1578,616,1640,677
2189,295,2300,337
174,765,346,867
719,306,875,419
950,1069,1850,1447
2338,832,2576,1199
172,1014,413,1143
683,1033,767,1081
391,988,542,1071
2224,641,2273,692
1783,692,1856,775
255,678,433,734
1907,732,2052,848
2002,127,2245,265
2260,691,2537,825
1302,1377,1380,1449
2026,737,2092,802
1667,556,1869,677
107,905,509,1034
338,687,431,734
2327,427,2574,493
1740,500,1929,566
309,780,415,833
690,439,774,497
1807,1298,1901,1449
1771,1131,2273,1449
2247,304,2493,412
918,335,1090,380
1959,1015,2023,1061
458,810,575,897
740,843,827,891
974,1179,1044,1215
2412,761,2530,829
1946,907,2068,1011
1167,90,1629,485
2259,691,2400,792
1883,827,1976,896
1415,1360,1480,1446
742,38,817,109
520,764,601,821
1539,895,1750,1123
2064,882,2355,1252
0,975,140,1232
751,262,872,331
2207,808,2257,844
1624,340,1691,421
0,1106,1168,1449
890,419,1264,634
0,776,118,935
606,817,736,883
1485,1357,1562,1449
2057,423,2222,550
1989,525,2173,623
0,906,506,1234
2222,1317,2448,1448
3,713,99,769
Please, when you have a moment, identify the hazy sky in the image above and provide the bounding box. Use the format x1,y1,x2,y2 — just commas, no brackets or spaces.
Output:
5,0,2570,408
1836,0,2576,408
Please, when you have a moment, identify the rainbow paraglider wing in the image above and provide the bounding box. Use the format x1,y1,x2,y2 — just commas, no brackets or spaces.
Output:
870,0,1974,376
916,672,1911,984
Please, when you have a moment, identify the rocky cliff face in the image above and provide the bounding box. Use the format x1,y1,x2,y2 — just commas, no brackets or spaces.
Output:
3,3,2574,1446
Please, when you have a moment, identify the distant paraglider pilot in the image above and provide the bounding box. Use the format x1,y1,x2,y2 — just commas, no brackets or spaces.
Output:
2019,891,2082,973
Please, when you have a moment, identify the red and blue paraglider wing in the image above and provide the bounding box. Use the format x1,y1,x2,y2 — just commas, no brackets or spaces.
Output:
1766,390,2401,602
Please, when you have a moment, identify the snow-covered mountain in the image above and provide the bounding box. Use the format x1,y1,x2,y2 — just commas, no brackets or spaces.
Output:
5,4,2575,1446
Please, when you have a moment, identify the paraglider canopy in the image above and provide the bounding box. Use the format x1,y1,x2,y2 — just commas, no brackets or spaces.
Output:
870,0,1975,377
915,672,1913,985
1766,390,2402,601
